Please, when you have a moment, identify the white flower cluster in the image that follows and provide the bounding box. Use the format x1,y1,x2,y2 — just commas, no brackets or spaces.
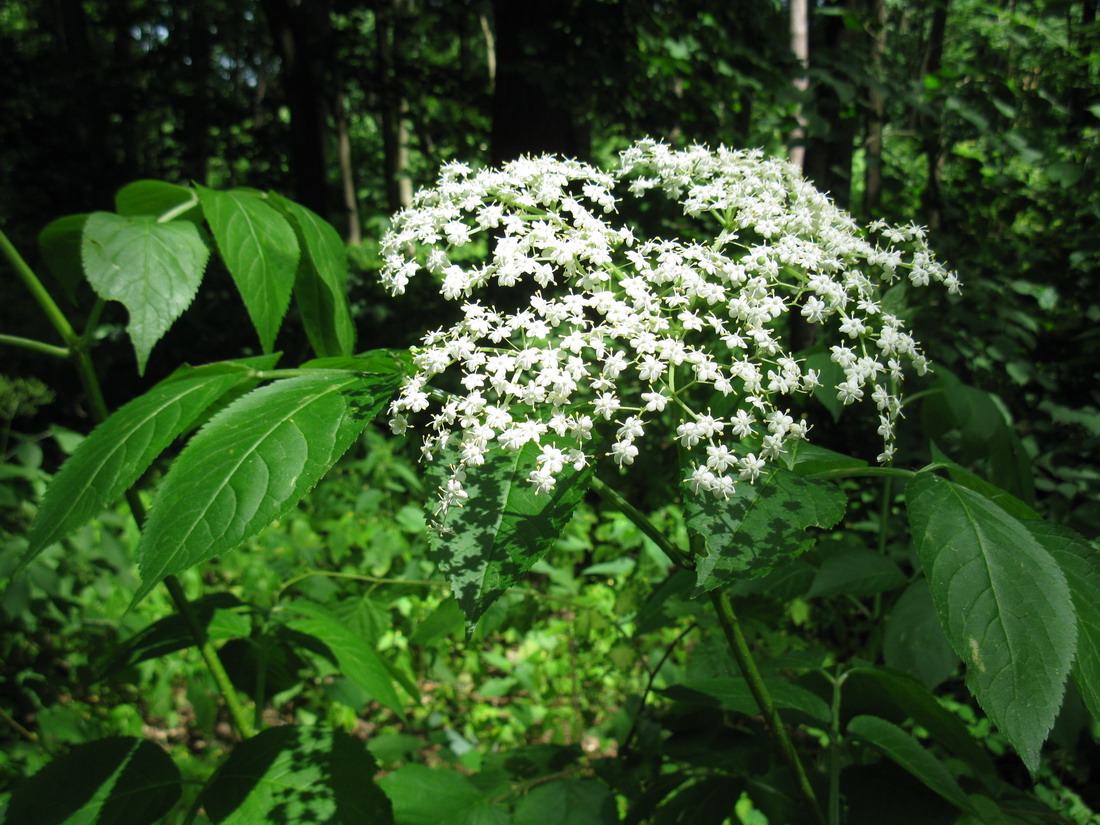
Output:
379,139,959,525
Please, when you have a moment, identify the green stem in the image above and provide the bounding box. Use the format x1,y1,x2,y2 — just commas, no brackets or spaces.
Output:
828,668,847,825
807,466,915,482
589,476,693,569
0,333,70,359
709,588,826,825
5,228,256,740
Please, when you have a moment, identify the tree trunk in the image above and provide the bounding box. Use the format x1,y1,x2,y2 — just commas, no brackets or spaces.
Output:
376,0,412,212
920,0,950,229
335,91,361,243
788,0,810,168
261,0,331,215
862,0,887,217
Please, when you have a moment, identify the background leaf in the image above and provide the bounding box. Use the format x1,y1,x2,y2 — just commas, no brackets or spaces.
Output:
807,547,907,599
882,580,959,690
513,779,618,825
283,599,407,718
428,440,592,627
1025,521,1100,724
2,736,180,825
81,211,210,373
134,370,400,601
378,764,508,825
196,186,300,352
25,359,270,566
906,473,1076,772
847,715,976,813
114,179,201,222
660,676,831,723
201,726,393,824
271,193,356,358
37,214,88,302
688,467,846,593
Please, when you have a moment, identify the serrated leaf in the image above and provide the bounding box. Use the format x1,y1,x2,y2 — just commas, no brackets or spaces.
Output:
808,547,906,599
929,442,1038,521
882,580,959,690
513,779,618,825
271,193,356,358
847,715,975,813
1025,521,1100,724
283,600,406,718
428,440,592,627
378,764,508,825
97,593,246,679
24,360,268,568
37,213,88,301
201,726,393,824
2,736,180,825
906,473,1076,772
115,179,201,222
82,211,210,373
660,676,831,723
134,371,399,601
197,186,300,352
687,467,846,592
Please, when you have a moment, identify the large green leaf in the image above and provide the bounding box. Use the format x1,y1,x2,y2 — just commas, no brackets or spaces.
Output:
882,580,959,690
283,599,406,718
906,473,1076,772
37,214,88,302
81,211,210,373
1026,521,1100,724
114,180,201,223
196,186,300,352
201,726,392,824
134,370,400,601
271,193,356,358
687,467,846,592
847,715,976,814
25,358,273,568
807,547,907,599
513,779,618,825
428,440,592,627
2,736,180,825
379,764,508,825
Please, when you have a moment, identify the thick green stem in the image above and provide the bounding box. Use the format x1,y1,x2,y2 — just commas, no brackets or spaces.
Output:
828,669,846,825
709,588,826,825
589,476,693,569
0,333,70,359
6,229,256,740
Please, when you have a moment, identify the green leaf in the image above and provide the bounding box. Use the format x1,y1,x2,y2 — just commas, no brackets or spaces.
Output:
429,440,592,627
513,779,618,825
807,547,906,599
929,443,1038,521
784,441,867,476
115,180,201,222
843,667,991,774
25,360,268,568
882,580,959,690
906,473,1076,772
81,211,210,373
847,715,976,813
197,186,300,352
2,736,180,825
97,593,246,679
687,467,846,592
270,193,356,358
134,371,400,601
660,676,831,723
1025,521,1100,724
282,599,406,718
201,726,393,824
37,214,88,301
379,764,508,825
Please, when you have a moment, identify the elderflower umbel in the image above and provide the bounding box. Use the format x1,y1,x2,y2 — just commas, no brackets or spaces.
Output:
380,140,959,527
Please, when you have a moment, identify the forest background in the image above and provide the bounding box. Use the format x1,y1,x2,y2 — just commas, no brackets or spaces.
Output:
1,0,1099,823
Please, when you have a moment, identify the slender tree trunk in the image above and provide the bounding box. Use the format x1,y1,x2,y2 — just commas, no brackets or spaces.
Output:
920,0,950,229
480,11,496,96
788,0,810,168
262,0,331,215
862,0,887,217
376,0,412,212
334,92,361,243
